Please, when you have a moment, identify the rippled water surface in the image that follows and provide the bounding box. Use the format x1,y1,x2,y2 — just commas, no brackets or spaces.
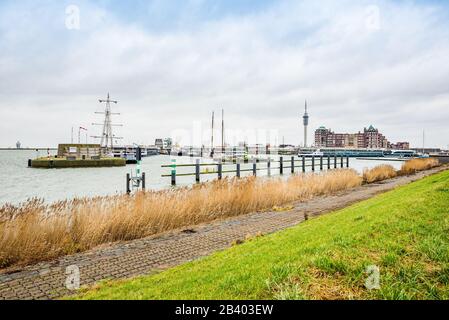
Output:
0,150,405,205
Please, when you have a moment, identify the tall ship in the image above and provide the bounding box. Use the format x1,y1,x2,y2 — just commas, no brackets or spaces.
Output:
92,93,159,164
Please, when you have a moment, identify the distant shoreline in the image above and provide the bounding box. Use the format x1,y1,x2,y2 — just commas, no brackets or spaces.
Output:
0,148,57,151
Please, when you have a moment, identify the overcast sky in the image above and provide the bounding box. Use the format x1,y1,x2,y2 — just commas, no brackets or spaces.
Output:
1,0,448,148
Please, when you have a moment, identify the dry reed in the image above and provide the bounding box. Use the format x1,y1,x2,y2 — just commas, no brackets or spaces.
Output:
400,158,439,175
0,169,362,269
363,165,397,183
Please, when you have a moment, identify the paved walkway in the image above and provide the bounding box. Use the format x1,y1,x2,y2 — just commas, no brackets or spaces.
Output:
0,167,445,300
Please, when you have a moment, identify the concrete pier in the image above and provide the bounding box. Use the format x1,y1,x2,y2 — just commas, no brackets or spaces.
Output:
31,157,125,168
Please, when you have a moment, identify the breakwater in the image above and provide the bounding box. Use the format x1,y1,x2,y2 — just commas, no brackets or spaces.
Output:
30,157,125,168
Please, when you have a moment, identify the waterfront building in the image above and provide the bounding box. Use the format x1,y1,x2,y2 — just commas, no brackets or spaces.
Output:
155,139,164,150
163,138,173,149
57,144,102,159
315,125,391,149
390,142,410,150
364,125,389,149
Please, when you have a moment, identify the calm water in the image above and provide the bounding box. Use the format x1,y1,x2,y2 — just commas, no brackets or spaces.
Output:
0,150,405,205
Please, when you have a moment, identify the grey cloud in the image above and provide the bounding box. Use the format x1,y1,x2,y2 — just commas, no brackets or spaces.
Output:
0,0,448,148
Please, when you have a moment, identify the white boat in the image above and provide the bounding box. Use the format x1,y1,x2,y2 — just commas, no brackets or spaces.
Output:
298,149,324,157
387,150,418,159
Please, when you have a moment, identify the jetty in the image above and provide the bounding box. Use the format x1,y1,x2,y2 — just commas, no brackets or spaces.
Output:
29,144,125,168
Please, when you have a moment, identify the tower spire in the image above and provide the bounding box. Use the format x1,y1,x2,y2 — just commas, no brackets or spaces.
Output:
303,100,310,148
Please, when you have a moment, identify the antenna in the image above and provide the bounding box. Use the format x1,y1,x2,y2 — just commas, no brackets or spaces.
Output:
303,100,309,148
210,111,215,157
92,93,123,152
222,109,225,154
422,129,425,154
78,127,87,144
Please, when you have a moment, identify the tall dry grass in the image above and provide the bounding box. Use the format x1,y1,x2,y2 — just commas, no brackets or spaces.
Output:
400,158,440,175
363,165,397,183
0,169,362,269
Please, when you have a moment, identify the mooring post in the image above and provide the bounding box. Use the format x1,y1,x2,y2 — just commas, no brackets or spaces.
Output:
320,156,323,171
328,156,331,170
142,172,146,190
218,159,223,180
171,159,176,186
302,156,306,173
346,156,350,168
312,156,315,172
334,155,337,169
126,173,131,194
195,159,200,183
253,158,257,176
291,156,295,174
236,159,241,178
279,157,284,175
267,158,271,176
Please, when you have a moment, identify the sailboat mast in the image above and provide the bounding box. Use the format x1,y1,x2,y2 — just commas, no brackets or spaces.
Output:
222,109,225,154
423,130,425,154
211,111,215,157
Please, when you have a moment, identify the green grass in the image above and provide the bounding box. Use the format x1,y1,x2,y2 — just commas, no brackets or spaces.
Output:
75,170,449,300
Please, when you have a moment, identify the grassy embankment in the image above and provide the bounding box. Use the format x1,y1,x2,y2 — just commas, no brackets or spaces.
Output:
76,166,449,300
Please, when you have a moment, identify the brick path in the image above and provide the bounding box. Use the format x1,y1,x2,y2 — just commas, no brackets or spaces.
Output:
0,167,445,300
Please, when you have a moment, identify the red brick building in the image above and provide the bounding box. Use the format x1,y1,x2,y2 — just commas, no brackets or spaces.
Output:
315,125,391,149
390,142,410,150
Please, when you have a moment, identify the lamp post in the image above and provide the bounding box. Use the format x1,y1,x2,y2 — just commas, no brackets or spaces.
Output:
78,127,87,144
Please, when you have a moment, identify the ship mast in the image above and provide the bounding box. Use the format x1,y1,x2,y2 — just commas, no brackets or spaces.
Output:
210,111,215,157
92,93,123,152
222,109,225,155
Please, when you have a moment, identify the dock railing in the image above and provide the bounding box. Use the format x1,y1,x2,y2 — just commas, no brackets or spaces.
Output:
162,155,350,186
